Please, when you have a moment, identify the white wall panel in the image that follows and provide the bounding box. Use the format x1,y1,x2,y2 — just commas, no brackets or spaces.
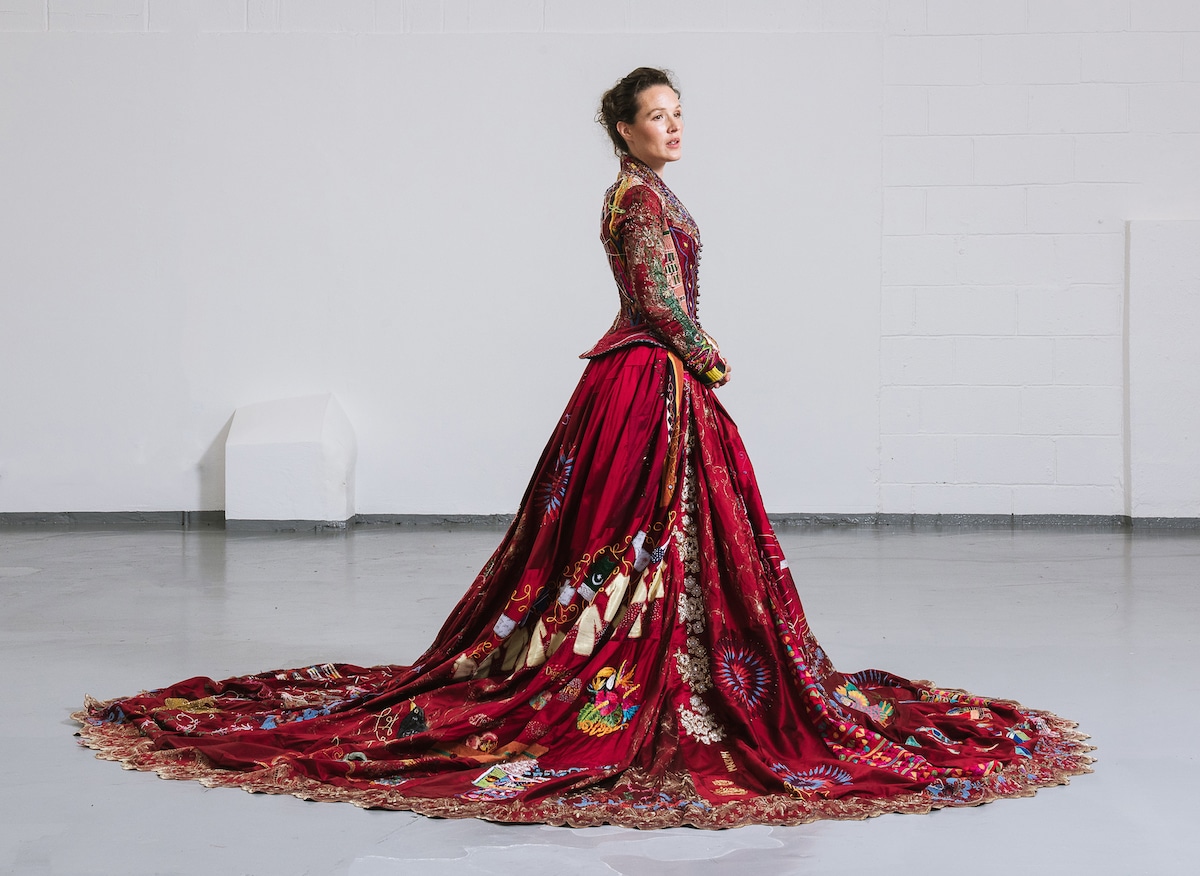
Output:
1127,220,1200,517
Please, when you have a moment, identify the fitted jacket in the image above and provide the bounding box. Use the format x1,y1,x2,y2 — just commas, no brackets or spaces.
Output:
581,156,727,385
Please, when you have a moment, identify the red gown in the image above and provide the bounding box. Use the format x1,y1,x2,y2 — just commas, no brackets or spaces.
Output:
75,156,1092,828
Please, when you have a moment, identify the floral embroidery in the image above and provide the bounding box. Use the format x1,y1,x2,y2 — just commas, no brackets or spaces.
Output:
674,646,712,694
672,456,727,745
678,695,725,745
925,778,979,802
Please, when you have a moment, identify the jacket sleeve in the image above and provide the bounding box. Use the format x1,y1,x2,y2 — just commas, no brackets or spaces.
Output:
615,184,728,385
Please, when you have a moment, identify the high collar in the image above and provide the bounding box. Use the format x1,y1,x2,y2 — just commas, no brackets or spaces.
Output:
620,153,667,187
615,153,698,241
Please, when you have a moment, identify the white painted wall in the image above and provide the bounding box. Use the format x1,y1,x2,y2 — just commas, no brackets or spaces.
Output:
1,2,1198,518
1127,220,1200,518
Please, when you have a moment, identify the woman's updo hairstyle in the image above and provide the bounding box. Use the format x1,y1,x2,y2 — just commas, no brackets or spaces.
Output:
598,67,679,155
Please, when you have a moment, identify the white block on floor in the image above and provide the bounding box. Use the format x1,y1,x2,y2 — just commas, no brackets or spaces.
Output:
1128,220,1200,518
225,394,357,525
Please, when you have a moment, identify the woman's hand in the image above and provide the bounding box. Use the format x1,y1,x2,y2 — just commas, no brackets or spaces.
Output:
700,332,731,387
700,355,731,388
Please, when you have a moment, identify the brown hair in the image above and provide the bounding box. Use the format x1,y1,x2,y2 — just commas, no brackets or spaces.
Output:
597,67,679,155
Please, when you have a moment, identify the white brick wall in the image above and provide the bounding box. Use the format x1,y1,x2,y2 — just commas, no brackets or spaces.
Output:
955,436,1056,484
1186,33,1200,79
1127,221,1200,518
278,0,374,33
1029,84,1128,133
982,34,1082,84
879,0,1199,517
464,0,543,34
954,337,1053,385
1082,32,1184,82
543,0,625,34
1131,83,1200,132
3,1,1198,518
912,287,1018,334
49,0,143,32
924,186,1025,233
1016,285,1122,335
149,0,244,32
918,386,1019,433
973,135,1075,184
928,85,1029,134
0,0,923,35
0,0,44,30
1132,2,1200,31
925,0,1026,36
885,36,982,84
1029,1,1129,34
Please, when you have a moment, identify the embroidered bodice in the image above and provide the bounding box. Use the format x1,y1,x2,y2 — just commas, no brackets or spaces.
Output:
582,156,726,383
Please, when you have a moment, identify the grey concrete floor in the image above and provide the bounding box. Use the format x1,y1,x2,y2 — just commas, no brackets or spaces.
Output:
2,524,1196,875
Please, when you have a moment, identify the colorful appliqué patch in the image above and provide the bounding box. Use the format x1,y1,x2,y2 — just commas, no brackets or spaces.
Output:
536,448,574,523
771,763,853,794
712,637,774,716
832,680,896,726
915,725,960,751
396,701,427,738
576,662,640,737
947,704,996,730
1007,727,1034,757
459,759,585,802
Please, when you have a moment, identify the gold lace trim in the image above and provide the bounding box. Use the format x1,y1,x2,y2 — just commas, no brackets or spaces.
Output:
73,698,1093,830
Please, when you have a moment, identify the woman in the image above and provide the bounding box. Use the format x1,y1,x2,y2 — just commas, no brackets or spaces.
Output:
75,68,1091,829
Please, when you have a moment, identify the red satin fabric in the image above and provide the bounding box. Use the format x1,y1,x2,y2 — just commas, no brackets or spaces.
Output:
77,345,1091,827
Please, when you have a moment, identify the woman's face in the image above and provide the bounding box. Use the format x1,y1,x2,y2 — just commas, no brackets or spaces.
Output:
617,85,683,173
